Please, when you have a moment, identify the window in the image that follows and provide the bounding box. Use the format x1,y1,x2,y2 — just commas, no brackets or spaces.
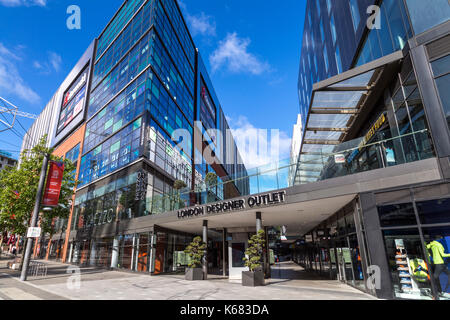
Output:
326,0,332,14
323,45,329,73
330,14,337,44
405,0,450,35
431,55,450,130
335,45,343,74
320,19,325,42
349,0,360,32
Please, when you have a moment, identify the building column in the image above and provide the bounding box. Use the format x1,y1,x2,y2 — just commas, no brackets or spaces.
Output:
256,212,268,277
222,228,227,277
111,236,120,269
256,212,262,232
203,220,208,280
360,192,393,299
68,242,73,263
89,241,97,266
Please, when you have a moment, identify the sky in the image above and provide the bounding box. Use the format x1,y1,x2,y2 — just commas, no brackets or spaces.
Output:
0,0,306,168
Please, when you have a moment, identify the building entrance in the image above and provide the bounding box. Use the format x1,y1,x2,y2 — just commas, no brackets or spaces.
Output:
228,233,248,280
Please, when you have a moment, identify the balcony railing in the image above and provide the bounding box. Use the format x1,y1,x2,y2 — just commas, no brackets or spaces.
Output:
147,128,435,214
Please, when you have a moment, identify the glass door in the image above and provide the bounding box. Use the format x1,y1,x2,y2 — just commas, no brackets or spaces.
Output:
228,240,248,280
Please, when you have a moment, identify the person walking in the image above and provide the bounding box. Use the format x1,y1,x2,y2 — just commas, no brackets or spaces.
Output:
427,235,450,297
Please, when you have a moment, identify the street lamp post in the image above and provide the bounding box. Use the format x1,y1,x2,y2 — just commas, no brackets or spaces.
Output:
20,152,49,281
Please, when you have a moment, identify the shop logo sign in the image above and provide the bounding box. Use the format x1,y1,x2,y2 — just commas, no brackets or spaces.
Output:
177,191,286,219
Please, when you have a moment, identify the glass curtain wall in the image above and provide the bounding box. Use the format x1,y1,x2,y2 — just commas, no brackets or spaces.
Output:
355,0,412,67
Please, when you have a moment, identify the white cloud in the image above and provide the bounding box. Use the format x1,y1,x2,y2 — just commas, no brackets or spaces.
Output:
0,0,46,6
32,51,62,74
178,0,216,38
210,33,271,75
227,115,291,169
0,43,40,104
187,12,216,37
48,52,62,72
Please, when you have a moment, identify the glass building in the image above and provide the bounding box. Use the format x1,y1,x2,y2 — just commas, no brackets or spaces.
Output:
292,0,450,300
34,0,249,275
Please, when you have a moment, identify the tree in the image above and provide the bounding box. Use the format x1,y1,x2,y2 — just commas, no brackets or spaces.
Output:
0,135,77,238
173,180,187,210
205,172,217,189
243,230,266,272
184,236,206,268
205,172,218,203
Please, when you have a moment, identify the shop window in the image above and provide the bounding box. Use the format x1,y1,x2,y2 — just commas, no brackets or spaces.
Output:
119,234,134,270
416,198,450,225
378,203,417,227
422,226,450,300
383,228,433,300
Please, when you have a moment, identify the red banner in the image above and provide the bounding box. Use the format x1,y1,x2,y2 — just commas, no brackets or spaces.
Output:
42,161,65,207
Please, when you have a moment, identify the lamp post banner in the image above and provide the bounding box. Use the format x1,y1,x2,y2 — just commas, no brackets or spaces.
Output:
42,161,65,207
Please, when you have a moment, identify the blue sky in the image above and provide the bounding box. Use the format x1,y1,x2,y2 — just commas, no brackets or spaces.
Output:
0,0,306,166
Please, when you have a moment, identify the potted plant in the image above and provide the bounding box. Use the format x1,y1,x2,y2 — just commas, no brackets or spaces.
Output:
184,236,206,281
242,230,266,287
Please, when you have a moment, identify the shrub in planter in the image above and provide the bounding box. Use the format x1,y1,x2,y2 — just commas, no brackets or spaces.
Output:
242,230,266,287
184,236,206,281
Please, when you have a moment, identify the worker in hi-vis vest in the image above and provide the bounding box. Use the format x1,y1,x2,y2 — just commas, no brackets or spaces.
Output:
427,235,450,294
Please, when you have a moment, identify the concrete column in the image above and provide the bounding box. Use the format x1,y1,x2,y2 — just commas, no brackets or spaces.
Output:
68,242,73,263
256,212,262,232
73,243,80,263
222,228,227,277
111,236,120,269
149,233,155,274
89,241,97,266
203,220,208,280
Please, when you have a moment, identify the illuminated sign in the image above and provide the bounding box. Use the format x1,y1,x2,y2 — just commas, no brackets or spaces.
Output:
57,67,89,134
63,72,87,108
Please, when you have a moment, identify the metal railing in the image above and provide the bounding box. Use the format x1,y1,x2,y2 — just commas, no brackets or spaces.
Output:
28,261,48,277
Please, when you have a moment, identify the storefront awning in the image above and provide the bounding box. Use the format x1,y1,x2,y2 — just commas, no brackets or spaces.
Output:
295,50,405,184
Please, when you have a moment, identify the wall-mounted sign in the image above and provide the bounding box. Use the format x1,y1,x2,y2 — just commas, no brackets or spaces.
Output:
334,154,346,164
27,227,41,238
43,161,65,207
347,113,387,163
177,191,286,219
57,67,89,134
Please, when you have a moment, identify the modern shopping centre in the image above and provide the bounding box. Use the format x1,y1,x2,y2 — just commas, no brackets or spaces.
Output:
20,0,450,301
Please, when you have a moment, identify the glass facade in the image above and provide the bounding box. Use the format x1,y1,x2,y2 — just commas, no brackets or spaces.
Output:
405,0,450,35
379,197,450,300
293,201,367,291
355,0,412,67
431,54,450,130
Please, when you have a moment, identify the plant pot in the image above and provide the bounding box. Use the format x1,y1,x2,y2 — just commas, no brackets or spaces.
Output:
185,267,204,281
242,270,265,287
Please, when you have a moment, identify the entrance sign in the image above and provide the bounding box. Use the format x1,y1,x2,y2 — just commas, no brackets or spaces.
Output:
27,227,41,238
43,161,65,207
177,191,286,219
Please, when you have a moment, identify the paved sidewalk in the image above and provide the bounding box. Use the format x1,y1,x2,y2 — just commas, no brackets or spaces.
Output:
0,256,376,300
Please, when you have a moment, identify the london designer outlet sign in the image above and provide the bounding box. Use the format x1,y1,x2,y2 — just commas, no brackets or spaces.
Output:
177,191,286,219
